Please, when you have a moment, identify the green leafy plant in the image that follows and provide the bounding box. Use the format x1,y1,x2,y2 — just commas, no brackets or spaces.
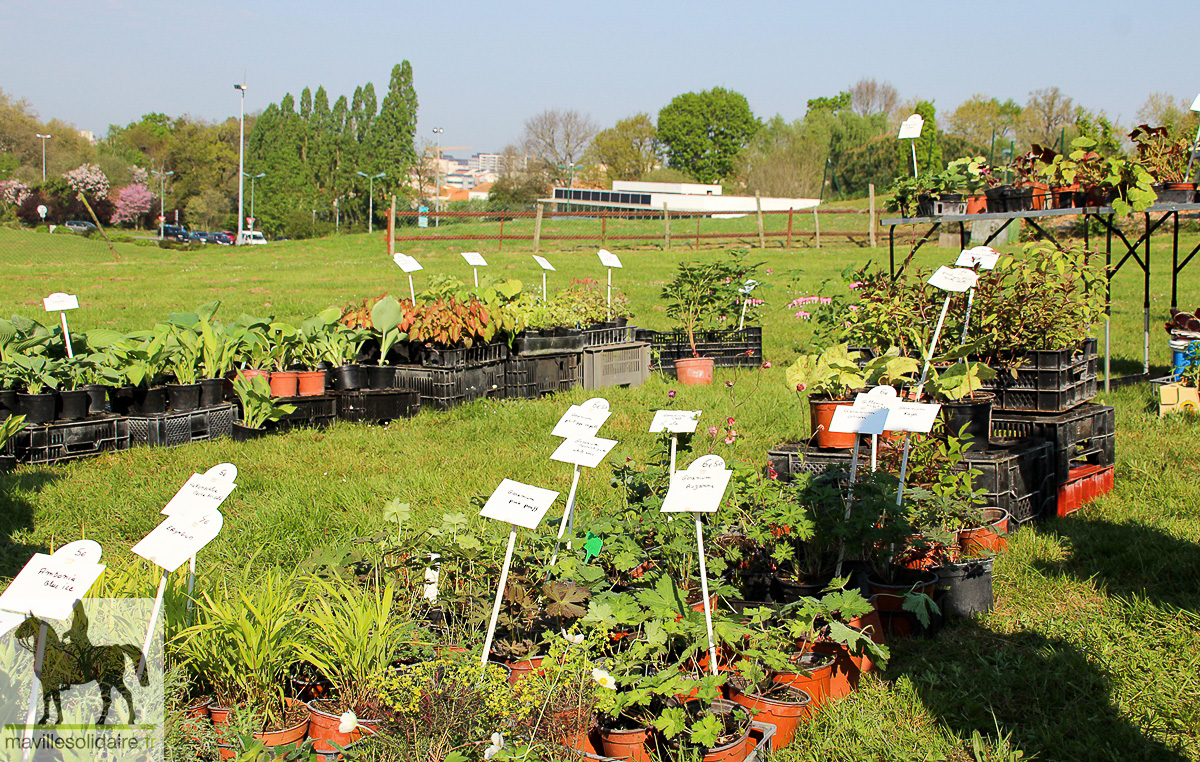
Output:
232,375,297,429
662,251,764,357
0,414,27,450
786,344,917,400
8,353,61,394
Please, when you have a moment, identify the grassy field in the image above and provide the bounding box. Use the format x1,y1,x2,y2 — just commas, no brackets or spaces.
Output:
0,225,1198,760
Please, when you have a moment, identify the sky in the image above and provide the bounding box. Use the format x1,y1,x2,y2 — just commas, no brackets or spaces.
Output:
5,0,1200,158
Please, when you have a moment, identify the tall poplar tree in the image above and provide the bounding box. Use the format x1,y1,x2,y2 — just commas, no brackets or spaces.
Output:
369,61,418,198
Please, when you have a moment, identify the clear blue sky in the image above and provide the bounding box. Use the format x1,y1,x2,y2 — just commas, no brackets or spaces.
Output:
4,0,1198,156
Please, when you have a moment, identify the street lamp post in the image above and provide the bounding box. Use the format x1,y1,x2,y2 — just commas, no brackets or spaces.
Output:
150,169,174,239
432,127,443,227
234,82,247,243
356,171,386,233
556,163,583,212
243,172,265,229
35,134,52,182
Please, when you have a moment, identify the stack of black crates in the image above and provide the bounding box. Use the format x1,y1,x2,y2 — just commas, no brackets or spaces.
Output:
636,326,764,372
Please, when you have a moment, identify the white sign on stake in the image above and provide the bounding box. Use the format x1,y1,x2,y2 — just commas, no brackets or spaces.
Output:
532,255,555,271
552,405,611,439
829,405,888,436
0,552,106,621
854,385,898,410
131,509,224,573
927,266,979,293
43,292,79,312
650,409,702,434
597,249,623,268
551,436,618,469
478,479,560,530
955,246,1000,270
883,401,942,433
897,114,924,140
661,457,733,514
162,472,237,516
461,251,488,267
393,253,423,273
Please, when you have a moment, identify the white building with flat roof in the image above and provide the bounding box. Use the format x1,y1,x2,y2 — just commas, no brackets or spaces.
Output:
542,180,819,216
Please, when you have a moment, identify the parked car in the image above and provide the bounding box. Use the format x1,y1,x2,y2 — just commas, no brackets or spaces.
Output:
63,220,97,234
162,224,189,242
209,232,234,245
236,230,268,245
186,232,208,244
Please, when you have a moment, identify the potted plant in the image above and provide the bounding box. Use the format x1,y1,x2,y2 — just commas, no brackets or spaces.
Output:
293,308,340,396
165,321,204,412
55,353,98,420
316,322,370,391
1130,123,1197,204
0,414,27,473
9,353,61,424
924,344,999,451
265,321,301,397
231,374,297,440
661,253,764,385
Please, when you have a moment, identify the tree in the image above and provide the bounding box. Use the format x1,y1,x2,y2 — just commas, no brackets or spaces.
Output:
520,109,598,186
1136,92,1198,136
943,95,1022,152
369,61,419,199
187,188,231,230
487,174,549,209
1019,87,1074,148
588,114,659,184
896,101,942,175
657,88,760,184
850,79,899,118
110,184,156,227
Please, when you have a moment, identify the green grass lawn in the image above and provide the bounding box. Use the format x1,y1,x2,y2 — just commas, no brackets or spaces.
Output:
1,225,1198,760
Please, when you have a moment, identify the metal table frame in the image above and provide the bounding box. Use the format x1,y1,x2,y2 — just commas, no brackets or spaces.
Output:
882,203,1200,391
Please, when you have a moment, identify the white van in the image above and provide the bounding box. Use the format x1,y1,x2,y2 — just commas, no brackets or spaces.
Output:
237,230,268,245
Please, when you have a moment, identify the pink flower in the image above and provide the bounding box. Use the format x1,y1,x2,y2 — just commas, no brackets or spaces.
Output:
668,390,677,399
708,426,719,437
747,349,755,357
766,269,774,275
795,311,811,320
767,463,779,480
762,361,772,369
727,417,735,425
724,431,737,445
819,297,832,305
795,383,807,393
849,281,862,290
848,305,859,312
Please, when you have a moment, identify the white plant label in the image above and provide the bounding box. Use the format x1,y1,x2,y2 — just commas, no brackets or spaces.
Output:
51,540,103,564
829,405,888,435
661,457,732,514
131,509,224,573
854,386,898,411
551,436,618,469
650,409,702,434
0,552,106,621
898,114,924,140
0,609,22,638
394,253,423,273
162,472,237,516
883,401,942,433
533,255,556,271
1191,93,1200,111
43,292,79,311
461,251,488,267
927,266,979,293
584,397,610,411
955,246,1000,270
552,405,611,439
478,479,560,529
597,249,623,268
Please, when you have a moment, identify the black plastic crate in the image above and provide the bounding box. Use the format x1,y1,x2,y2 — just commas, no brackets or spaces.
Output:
272,395,337,429
334,389,420,423
978,339,1097,413
582,342,650,390
394,363,505,411
4,417,130,465
512,331,586,356
419,341,508,369
128,404,236,447
638,326,764,370
991,403,1115,484
582,324,636,347
766,438,1055,523
504,353,582,399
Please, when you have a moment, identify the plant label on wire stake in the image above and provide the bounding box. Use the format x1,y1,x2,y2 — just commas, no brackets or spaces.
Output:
650,410,701,433
0,551,106,622
955,246,1000,270
661,456,732,514
162,470,238,516
829,405,888,436
552,404,611,439
43,292,79,359
551,436,617,469
533,255,555,301
131,509,224,573
854,386,898,410
393,253,423,273
461,251,487,288
883,401,941,433
927,266,979,293
597,249,622,318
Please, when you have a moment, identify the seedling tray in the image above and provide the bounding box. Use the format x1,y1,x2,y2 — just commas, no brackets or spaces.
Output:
128,404,236,447
991,403,1115,484
334,389,420,423
582,342,650,390
4,416,130,465
504,353,582,399
638,326,764,370
394,363,505,411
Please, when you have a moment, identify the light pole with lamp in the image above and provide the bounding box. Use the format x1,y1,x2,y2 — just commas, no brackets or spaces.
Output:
356,171,386,233
432,127,443,226
556,163,583,212
150,169,174,238
35,134,51,182
234,82,247,243
243,172,265,229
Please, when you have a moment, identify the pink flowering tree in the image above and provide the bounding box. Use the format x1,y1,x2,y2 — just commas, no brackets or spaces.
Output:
0,179,30,208
64,164,110,198
111,184,157,227
130,166,149,186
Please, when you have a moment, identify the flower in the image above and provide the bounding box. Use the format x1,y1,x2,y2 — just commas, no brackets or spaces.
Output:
848,305,859,312
725,380,734,388
338,711,359,735
766,268,774,275
484,732,505,759
849,281,862,290
707,426,719,437
727,417,735,425
724,430,738,445
747,349,755,357
561,629,584,645
795,383,807,393
795,311,811,320
592,668,617,690
762,361,772,369
668,390,677,399
819,297,832,305
767,462,779,480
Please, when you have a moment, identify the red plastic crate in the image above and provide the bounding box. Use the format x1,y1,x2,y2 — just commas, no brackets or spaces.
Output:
1056,464,1114,517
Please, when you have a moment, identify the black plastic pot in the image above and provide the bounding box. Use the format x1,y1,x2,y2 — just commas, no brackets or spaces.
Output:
1152,183,1196,205
0,455,15,474
984,186,1008,213
0,389,17,420
332,364,364,391
915,193,935,218
56,389,90,421
366,365,397,390
935,557,994,617
83,384,109,415
109,386,136,415
231,422,270,442
129,386,168,416
939,392,993,450
16,392,56,425
199,378,225,408
770,572,833,603
166,383,201,412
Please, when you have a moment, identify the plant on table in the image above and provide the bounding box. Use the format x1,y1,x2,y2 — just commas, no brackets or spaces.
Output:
1039,136,1155,214
231,375,296,430
1129,124,1194,185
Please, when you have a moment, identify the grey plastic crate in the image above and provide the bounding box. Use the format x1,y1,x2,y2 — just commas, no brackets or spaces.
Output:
582,342,650,390
128,404,235,447
504,353,582,399
394,363,505,411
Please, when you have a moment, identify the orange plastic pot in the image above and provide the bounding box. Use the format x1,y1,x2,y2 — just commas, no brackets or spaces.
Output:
598,724,654,761
729,684,811,749
505,655,546,686
268,371,299,397
809,397,857,449
675,356,715,386
774,651,835,711
254,701,309,750
965,194,987,214
958,507,1010,556
295,370,326,396
307,699,381,753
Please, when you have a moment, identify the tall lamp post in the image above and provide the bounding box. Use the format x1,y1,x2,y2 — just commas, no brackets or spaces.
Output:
150,169,174,238
432,127,443,226
35,134,52,181
234,82,247,243
243,172,265,229
556,163,583,212
356,171,386,233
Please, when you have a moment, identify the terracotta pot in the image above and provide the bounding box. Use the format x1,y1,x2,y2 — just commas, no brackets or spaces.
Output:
697,701,752,761
185,695,212,720
965,194,987,215
809,397,857,449
268,371,299,398
505,655,546,686
209,705,238,759
1017,180,1049,210
958,507,1010,556
1051,184,1080,209
598,724,654,761
774,651,835,711
675,356,715,386
729,683,811,749
307,699,381,753
295,370,326,396
254,699,309,749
